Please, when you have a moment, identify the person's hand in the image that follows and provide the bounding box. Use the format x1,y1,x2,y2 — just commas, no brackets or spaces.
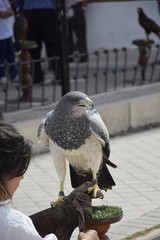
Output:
78,230,99,240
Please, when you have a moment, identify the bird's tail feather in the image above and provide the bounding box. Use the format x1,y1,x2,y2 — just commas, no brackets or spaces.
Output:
69,162,116,191
97,161,116,190
105,159,117,168
69,164,92,189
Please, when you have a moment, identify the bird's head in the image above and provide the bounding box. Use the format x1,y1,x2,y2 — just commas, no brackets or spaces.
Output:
56,91,94,115
137,7,143,14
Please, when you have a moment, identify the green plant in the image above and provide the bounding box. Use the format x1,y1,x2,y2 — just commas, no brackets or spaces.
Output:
92,205,123,220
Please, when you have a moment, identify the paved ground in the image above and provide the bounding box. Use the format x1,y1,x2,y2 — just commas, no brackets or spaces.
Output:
10,126,160,240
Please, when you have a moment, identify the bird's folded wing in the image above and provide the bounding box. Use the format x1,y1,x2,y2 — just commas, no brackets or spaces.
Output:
88,110,109,143
37,120,49,147
88,110,117,169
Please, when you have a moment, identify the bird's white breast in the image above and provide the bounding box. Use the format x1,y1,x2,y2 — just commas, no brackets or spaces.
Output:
49,133,103,173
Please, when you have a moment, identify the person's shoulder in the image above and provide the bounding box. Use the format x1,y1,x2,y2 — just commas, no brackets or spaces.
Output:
0,204,33,238
4,206,38,237
0,205,58,240
0,204,14,219
0,205,32,227
10,207,32,226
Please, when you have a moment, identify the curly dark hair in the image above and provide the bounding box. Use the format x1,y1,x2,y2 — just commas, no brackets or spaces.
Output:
0,121,32,201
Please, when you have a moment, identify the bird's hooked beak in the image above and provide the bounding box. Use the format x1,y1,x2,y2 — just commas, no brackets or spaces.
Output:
79,97,94,109
137,8,140,13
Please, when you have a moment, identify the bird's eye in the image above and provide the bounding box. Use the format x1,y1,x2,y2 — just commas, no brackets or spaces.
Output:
72,98,79,103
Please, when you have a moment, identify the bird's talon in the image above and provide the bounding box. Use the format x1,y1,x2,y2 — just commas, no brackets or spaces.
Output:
88,184,104,199
50,195,64,208
88,186,93,193
97,190,105,199
50,201,56,208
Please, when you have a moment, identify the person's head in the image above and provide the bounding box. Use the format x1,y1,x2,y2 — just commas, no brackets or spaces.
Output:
0,121,32,202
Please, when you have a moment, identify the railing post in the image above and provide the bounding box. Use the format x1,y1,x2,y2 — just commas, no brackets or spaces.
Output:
104,49,109,92
56,0,70,95
94,51,99,93
122,47,127,88
113,48,118,90
0,101,4,120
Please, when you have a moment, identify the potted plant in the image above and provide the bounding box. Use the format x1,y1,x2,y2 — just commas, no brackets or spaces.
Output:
85,205,123,240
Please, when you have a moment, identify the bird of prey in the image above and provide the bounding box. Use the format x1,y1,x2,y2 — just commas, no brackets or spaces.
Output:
13,13,28,54
38,91,116,206
137,8,160,42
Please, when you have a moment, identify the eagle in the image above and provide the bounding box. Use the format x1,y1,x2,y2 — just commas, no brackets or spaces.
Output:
13,13,28,54
38,91,116,206
137,7,160,42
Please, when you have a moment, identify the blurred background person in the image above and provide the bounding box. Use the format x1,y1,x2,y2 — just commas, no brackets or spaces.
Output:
0,0,18,84
66,0,88,63
14,0,61,84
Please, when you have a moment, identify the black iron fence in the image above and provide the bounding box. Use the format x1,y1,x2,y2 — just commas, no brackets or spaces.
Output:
0,44,160,112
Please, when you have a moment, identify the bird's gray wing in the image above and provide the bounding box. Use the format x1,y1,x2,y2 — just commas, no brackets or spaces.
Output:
37,110,53,148
88,109,109,142
86,109,117,189
87,109,116,168
69,108,116,189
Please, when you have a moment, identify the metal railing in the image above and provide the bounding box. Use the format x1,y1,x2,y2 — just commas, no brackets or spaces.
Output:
0,44,160,112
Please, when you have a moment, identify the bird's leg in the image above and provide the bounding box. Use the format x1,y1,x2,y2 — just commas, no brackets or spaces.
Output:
51,180,65,208
145,33,149,42
88,169,104,199
58,180,65,201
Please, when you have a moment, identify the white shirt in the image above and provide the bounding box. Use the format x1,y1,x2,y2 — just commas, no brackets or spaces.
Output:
0,0,14,40
0,204,58,240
